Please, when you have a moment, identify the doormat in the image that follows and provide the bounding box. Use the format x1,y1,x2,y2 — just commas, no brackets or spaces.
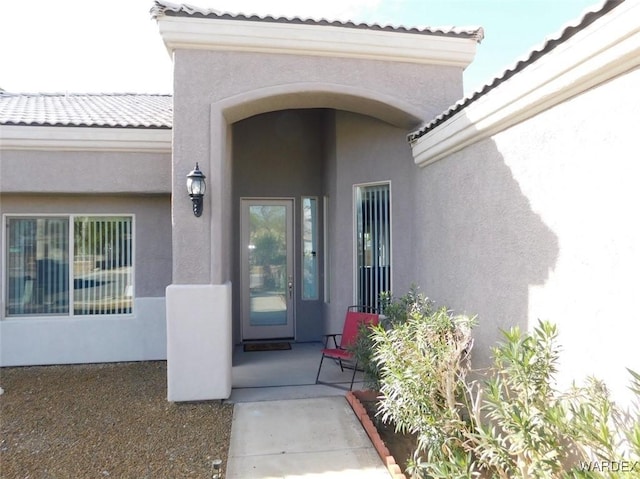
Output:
243,342,291,352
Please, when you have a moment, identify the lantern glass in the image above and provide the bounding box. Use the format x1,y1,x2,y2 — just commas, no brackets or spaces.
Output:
187,176,205,196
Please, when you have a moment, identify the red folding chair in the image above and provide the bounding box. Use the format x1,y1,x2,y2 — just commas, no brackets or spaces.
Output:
315,305,379,390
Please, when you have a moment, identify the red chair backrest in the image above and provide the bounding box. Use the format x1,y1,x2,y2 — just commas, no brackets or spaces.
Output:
340,311,379,349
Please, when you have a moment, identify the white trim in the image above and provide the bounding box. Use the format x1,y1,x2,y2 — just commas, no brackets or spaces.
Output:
157,16,478,68
0,125,172,152
411,0,640,167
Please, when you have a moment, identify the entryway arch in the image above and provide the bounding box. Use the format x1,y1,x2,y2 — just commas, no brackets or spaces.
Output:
215,85,424,346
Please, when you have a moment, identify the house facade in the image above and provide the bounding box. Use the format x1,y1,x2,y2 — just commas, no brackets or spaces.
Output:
1,0,638,404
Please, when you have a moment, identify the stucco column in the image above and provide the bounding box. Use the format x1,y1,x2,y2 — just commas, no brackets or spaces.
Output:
166,104,232,401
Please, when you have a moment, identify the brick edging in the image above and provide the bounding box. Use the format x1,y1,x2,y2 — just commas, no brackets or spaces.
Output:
345,391,407,479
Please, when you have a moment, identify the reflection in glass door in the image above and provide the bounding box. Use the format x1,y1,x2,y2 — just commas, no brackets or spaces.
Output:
240,199,294,340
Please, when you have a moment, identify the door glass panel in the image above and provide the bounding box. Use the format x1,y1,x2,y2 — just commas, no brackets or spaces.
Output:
302,197,318,300
248,205,288,326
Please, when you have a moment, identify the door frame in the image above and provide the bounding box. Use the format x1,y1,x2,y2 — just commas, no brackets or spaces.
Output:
239,198,295,341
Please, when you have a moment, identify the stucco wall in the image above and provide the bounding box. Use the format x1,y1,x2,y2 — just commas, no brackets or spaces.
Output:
167,46,467,399
171,49,463,285
327,111,416,333
0,194,172,366
0,149,171,194
412,67,640,402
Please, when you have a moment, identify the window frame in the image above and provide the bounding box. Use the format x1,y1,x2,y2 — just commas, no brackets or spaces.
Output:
301,196,319,301
352,181,392,311
2,213,135,319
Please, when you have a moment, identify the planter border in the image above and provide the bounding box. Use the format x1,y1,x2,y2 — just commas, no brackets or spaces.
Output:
346,390,407,479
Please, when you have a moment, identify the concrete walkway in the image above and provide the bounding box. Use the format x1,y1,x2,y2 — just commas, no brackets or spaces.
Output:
225,396,390,478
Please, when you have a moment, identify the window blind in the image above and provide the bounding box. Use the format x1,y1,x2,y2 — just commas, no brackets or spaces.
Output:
356,184,391,311
73,217,133,315
5,216,133,317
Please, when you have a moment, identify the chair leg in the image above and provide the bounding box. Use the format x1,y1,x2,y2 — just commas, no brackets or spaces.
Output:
350,360,358,391
315,354,326,384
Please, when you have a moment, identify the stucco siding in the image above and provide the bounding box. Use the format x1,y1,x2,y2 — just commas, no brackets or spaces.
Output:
327,111,416,333
0,194,171,365
0,150,171,194
170,49,462,286
413,67,640,402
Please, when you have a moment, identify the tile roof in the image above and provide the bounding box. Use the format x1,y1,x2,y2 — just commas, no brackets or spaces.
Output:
0,92,172,129
407,0,624,142
150,0,484,42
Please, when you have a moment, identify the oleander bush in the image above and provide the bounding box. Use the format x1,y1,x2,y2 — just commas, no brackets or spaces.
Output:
356,288,476,476
466,322,640,479
357,287,640,479
352,286,435,391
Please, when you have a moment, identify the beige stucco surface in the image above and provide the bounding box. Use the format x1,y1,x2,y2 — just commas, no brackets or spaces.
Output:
166,47,466,399
328,111,416,333
0,195,172,366
171,49,464,286
0,149,171,194
412,67,640,402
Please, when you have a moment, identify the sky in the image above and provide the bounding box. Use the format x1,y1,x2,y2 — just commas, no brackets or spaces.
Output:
0,0,600,96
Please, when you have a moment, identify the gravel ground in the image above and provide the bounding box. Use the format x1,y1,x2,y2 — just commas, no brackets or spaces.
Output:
0,362,233,479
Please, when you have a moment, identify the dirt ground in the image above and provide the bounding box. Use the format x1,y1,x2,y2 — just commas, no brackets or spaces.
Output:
0,362,233,479
361,398,417,475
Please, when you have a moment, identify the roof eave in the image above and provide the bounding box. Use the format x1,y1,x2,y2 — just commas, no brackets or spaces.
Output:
0,125,172,153
155,15,479,68
410,0,639,168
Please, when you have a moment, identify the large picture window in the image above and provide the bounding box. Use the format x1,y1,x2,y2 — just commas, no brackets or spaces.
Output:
5,216,133,317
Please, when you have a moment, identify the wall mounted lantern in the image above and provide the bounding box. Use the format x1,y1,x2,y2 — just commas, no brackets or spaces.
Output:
186,163,206,217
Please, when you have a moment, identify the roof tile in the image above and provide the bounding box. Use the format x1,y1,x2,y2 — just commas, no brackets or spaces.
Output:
0,93,172,128
150,0,484,42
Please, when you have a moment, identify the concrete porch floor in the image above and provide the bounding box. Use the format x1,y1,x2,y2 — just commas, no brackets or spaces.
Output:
229,341,369,402
225,342,391,478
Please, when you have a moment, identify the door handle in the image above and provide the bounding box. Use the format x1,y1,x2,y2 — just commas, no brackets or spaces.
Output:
288,277,293,299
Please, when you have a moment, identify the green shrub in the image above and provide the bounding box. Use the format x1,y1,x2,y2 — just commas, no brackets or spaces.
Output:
358,287,640,479
469,322,640,479
352,287,435,390
366,289,475,476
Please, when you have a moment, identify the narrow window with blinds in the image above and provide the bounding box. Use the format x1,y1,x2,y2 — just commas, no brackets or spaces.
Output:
355,183,391,311
4,215,133,317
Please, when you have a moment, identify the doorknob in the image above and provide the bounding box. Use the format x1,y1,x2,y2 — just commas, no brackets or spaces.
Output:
288,276,293,299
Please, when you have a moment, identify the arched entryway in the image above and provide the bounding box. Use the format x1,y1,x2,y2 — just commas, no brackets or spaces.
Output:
223,86,423,348
157,14,478,401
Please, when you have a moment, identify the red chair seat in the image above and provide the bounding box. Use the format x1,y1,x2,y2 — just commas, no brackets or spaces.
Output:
315,306,379,390
320,348,353,361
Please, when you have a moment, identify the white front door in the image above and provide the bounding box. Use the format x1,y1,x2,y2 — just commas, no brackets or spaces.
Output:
240,199,295,340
